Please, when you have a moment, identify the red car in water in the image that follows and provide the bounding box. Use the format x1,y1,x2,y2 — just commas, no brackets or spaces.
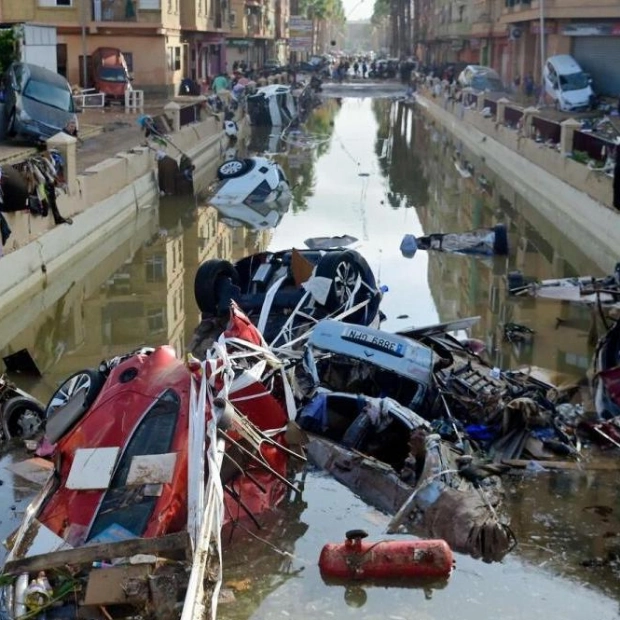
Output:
8,305,290,552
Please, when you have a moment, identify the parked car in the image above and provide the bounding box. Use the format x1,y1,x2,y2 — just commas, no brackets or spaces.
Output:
89,47,132,103
4,62,78,142
543,54,594,111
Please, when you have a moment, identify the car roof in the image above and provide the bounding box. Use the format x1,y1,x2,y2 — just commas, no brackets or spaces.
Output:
546,55,582,73
14,62,71,89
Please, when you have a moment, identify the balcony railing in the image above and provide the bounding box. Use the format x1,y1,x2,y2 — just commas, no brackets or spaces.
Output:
92,0,140,22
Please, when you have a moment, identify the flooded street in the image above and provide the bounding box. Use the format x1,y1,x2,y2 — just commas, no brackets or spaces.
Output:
1,94,620,618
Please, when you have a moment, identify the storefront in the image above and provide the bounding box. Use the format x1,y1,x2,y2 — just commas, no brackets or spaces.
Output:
565,22,620,96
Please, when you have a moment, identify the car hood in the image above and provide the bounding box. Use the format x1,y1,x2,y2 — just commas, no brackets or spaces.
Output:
20,95,76,136
561,88,592,106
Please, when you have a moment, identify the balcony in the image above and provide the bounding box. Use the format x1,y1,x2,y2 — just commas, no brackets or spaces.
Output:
92,0,140,22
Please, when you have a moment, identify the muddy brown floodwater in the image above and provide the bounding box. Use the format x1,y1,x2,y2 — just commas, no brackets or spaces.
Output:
0,94,619,619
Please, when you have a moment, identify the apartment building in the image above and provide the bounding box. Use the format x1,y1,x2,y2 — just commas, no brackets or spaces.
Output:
0,0,289,95
419,0,620,95
226,0,286,68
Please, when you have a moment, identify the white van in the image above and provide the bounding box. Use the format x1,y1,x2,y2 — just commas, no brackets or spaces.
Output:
543,54,594,112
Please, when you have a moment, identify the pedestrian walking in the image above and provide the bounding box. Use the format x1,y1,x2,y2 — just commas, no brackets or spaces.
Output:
362,62,368,79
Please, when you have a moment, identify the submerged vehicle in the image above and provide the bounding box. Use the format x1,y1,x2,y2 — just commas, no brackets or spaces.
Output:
400,224,509,258
209,156,291,207
246,85,298,127
192,248,383,347
299,391,515,562
593,318,620,420
0,374,44,441
508,263,620,305
211,195,291,231
0,309,295,620
299,319,582,462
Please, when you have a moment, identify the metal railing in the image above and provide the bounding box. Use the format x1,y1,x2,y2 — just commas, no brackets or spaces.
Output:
74,88,106,108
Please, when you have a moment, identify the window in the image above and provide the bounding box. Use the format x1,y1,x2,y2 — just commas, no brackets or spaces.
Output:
145,255,166,282
147,308,166,331
38,0,72,5
139,0,160,8
167,46,181,71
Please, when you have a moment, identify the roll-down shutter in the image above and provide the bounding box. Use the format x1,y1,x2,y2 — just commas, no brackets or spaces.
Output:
573,37,620,96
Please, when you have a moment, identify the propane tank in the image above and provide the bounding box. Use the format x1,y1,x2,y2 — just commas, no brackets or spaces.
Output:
319,529,454,582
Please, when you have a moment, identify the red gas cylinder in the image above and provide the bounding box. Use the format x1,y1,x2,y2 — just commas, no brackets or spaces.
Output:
319,530,454,581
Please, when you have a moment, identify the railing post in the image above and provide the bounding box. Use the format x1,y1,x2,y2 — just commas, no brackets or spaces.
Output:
496,97,510,125
476,92,485,111
560,118,581,156
47,131,78,195
164,101,182,133
522,106,538,138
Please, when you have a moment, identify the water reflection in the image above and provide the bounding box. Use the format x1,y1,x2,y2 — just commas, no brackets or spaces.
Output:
0,97,619,618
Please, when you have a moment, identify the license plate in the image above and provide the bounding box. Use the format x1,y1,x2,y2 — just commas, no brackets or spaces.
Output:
342,328,405,357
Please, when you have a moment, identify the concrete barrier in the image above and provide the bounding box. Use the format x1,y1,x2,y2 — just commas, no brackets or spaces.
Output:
415,90,619,272
0,109,242,313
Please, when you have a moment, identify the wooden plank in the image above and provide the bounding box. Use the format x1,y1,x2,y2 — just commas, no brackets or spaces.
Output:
3,531,191,576
503,459,620,471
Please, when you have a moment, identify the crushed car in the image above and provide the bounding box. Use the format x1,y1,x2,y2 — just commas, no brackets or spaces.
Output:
208,156,292,208
0,305,299,620
191,247,383,349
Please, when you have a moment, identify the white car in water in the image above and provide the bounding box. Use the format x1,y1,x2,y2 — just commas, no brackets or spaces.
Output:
208,156,291,208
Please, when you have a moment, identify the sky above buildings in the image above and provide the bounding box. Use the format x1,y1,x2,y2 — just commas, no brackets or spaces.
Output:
343,0,373,21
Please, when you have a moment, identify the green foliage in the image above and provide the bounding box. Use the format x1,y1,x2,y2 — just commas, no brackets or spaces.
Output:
570,150,589,164
0,28,18,75
371,0,390,24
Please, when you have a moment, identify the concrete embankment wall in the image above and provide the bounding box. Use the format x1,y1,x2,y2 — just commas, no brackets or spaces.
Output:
415,92,619,273
0,110,234,320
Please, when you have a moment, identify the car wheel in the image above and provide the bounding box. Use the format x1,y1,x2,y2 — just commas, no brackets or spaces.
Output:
194,259,240,315
45,369,106,418
2,397,45,440
6,108,16,137
217,158,249,180
314,250,379,323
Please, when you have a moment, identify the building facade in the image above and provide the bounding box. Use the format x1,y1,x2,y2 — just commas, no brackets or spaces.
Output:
0,0,290,95
419,0,620,95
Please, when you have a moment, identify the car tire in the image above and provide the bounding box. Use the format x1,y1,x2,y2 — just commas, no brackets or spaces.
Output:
314,250,379,323
2,397,45,440
194,259,240,315
217,158,249,180
45,369,106,419
6,108,16,137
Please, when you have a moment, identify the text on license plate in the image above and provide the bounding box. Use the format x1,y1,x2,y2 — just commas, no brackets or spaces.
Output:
342,328,405,357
